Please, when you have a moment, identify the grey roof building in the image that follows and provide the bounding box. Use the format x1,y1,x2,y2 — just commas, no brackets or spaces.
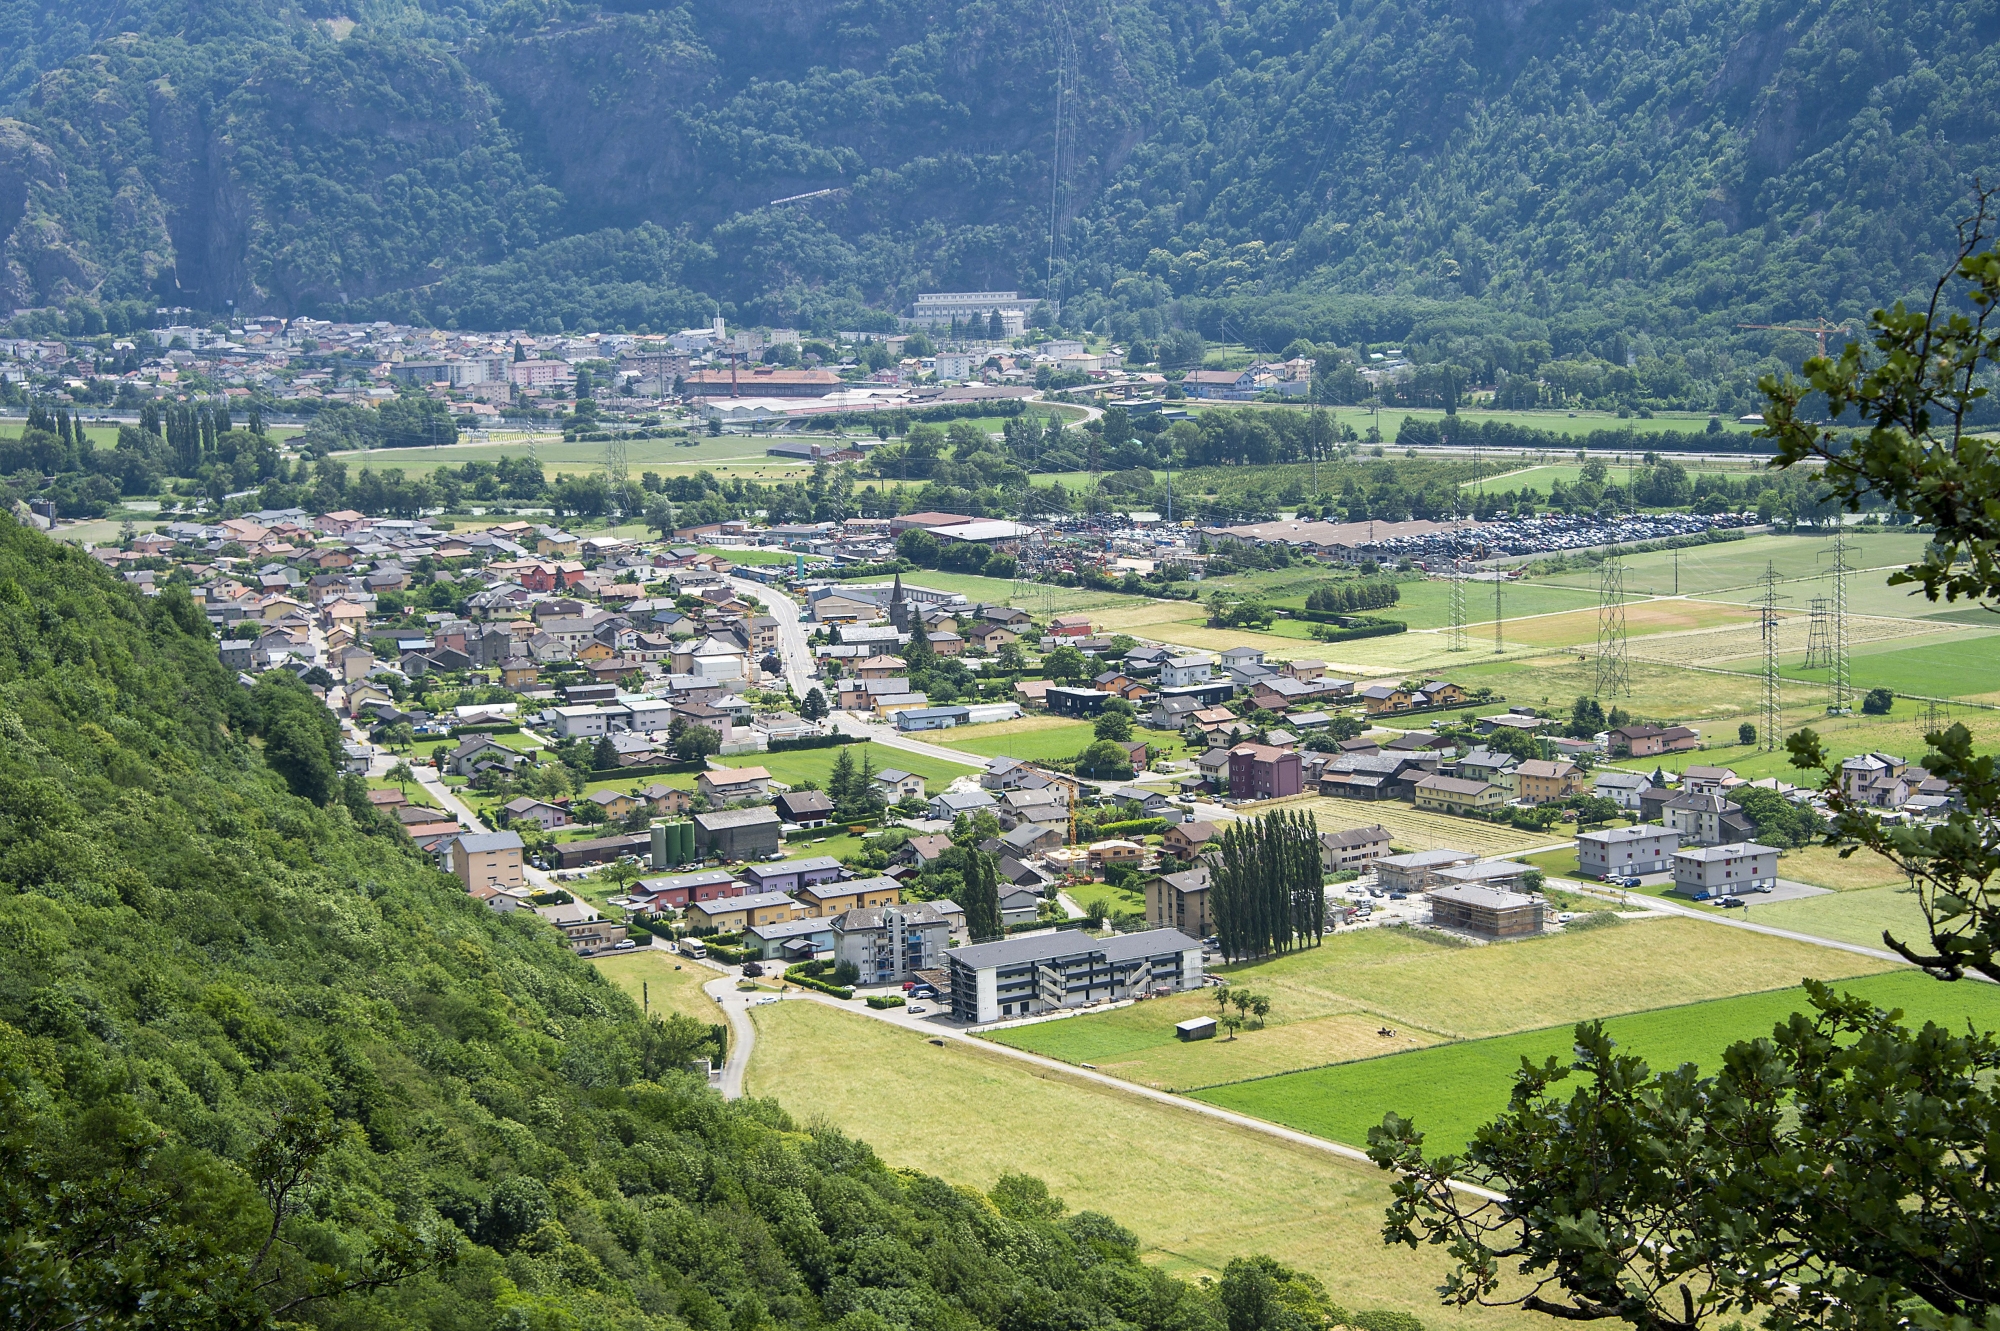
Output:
830,902,952,985
944,928,1204,1025
693,805,782,860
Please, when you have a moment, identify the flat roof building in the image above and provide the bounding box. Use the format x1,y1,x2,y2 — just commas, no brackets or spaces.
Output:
1426,883,1545,938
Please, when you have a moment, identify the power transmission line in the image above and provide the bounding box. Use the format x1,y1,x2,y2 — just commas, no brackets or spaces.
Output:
1595,557,1628,698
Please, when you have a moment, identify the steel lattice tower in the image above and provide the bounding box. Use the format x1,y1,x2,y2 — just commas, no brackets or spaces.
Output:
1595,558,1628,697
1804,597,1832,669
1448,564,1467,652
1761,562,1784,751
1829,531,1853,714
1493,574,1504,654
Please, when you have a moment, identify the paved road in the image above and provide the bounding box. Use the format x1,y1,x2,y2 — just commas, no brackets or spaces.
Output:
703,973,757,1099
726,574,814,698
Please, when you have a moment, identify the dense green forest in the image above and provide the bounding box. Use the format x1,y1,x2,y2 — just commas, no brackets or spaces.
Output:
0,510,1340,1327
0,0,1995,370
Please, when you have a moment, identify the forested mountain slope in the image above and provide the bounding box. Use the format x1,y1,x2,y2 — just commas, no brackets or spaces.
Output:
0,0,1995,352
0,509,1273,1328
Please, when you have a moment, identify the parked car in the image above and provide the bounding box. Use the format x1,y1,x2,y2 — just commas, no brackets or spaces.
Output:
1387,892,1407,900
612,939,636,951
1715,895,1746,909
907,1004,926,1015
1620,876,1644,888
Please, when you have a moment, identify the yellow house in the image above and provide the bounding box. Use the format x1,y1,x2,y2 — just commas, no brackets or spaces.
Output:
795,879,901,917
1413,773,1506,813
578,640,615,661
687,891,802,933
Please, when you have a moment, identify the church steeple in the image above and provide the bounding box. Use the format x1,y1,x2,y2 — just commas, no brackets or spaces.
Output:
888,572,911,631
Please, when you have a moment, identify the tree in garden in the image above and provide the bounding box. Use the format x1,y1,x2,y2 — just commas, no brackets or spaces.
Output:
672,724,720,762
902,616,935,673
828,746,858,809
962,851,1002,940
1042,644,1088,681
1209,809,1325,960
386,759,415,792
1076,739,1135,780
592,734,619,770
800,686,829,722
382,720,415,752
1093,707,1134,742
1249,994,1271,1028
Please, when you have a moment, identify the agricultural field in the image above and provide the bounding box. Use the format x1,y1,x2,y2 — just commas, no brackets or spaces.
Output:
1192,968,1994,1153
588,948,721,1025
1767,631,2000,701
884,569,1129,615
1527,532,1933,597
1284,795,1563,856
992,916,1869,1090
1733,884,1931,952
745,1000,1537,1331
1288,405,1760,442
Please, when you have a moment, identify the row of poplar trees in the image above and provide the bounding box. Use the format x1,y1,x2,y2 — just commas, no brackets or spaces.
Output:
1208,809,1325,960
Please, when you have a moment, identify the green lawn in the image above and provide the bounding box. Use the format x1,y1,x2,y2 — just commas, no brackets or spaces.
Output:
990,917,1887,1090
754,741,978,789
841,570,1124,615
1193,969,2000,1152
935,718,1098,763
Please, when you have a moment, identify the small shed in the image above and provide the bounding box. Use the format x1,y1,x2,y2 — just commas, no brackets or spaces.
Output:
1175,1016,1218,1042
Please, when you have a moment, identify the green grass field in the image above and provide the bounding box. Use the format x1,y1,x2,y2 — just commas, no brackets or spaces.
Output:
934,717,1098,763
1770,631,2000,700
751,741,978,789
588,948,720,1024
1193,968,2000,1152
990,916,1885,1088
746,1001,1537,1331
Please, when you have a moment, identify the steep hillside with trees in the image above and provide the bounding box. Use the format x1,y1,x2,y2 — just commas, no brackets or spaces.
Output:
0,510,1290,1327
0,0,1995,365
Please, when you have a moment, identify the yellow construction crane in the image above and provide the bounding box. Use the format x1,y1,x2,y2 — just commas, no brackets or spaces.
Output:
1736,318,1853,359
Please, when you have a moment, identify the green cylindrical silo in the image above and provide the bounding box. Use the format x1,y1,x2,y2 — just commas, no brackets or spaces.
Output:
679,820,696,864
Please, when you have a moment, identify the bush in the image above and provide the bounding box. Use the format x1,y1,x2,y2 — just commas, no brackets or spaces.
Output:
865,993,907,1010
1862,687,1895,714
1562,910,1625,931
785,963,856,999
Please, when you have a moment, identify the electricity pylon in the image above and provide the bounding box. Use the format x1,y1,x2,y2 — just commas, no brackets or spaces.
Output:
1828,530,1852,714
1447,564,1467,652
1760,562,1784,751
1803,597,1832,670
1595,557,1628,698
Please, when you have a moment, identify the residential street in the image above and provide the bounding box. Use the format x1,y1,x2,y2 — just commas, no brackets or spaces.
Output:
726,573,813,698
